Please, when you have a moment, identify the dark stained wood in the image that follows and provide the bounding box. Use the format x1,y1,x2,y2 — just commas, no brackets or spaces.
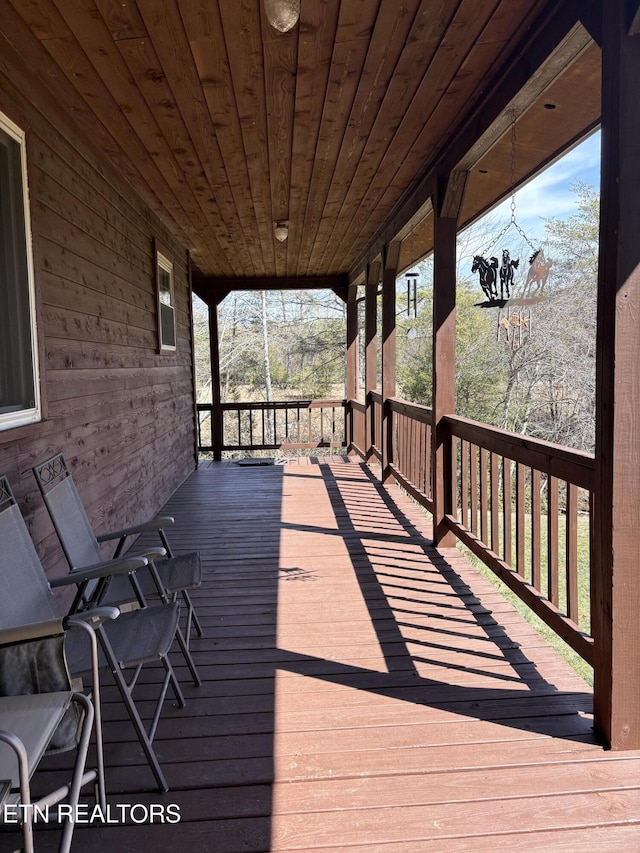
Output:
431,189,456,546
440,169,469,220
193,276,349,306
593,0,640,750
345,298,360,418
387,397,431,425
27,458,640,853
208,303,223,461
0,29,196,577
349,0,587,280
381,242,400,484
548,476,560,606
365,263,380,459
3,0,601,282
444,414,596,491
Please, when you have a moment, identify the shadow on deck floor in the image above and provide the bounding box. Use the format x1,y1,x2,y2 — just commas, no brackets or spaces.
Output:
24,458,640,852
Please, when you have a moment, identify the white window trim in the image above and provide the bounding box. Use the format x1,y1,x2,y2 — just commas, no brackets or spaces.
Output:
0,112,41,432
156,248,177,353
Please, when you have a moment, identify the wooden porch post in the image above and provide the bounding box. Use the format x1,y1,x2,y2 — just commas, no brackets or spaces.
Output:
208,302,223,462
346,291,359,451
365,261,380,459
381,243,400,484
593,0,640,750
431,174,462,547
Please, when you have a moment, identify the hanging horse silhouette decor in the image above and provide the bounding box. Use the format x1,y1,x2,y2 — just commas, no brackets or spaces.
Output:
471,255,499,301
472,114,552,324
473,246,551,308
522,249,553,297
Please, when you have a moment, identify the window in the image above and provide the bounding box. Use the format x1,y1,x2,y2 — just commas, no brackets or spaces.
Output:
155,247,176,352
0,114,40,431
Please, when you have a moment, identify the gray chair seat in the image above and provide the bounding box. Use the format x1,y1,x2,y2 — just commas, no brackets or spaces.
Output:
101,551,201,604
0,693,72,790
65,603,180,673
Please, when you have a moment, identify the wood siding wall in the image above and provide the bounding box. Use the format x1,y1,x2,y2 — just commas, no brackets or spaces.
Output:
0,43,197,581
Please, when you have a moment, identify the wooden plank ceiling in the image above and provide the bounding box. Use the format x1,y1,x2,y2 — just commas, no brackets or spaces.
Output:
5,0,600,283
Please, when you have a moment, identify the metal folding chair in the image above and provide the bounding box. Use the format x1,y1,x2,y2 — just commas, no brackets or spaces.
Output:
33,454,202,687
0,477,119,851
0,475,182,794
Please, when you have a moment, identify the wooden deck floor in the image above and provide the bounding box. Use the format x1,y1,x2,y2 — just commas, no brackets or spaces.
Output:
30,459,640,851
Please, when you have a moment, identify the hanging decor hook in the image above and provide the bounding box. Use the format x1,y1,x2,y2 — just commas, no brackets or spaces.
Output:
473,110,552,315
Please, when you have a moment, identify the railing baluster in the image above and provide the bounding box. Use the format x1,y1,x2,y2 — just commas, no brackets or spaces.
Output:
490,452,499,552
531,469,541,589
480,447,488,545
460,440,469,528
516,463,526,576
548,476,559,606
566,482,579,623
470,444,478,535
411,417,417,485
451,436,458,521
426,423,432,501
503,457,512,565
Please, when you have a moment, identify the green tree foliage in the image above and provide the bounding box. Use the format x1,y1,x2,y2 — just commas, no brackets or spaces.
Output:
193,289,346,403
397,278,504,423
397,181,598,451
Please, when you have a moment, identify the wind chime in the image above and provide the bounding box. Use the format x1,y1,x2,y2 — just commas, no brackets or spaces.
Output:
472,112,552,349
405,225,420,340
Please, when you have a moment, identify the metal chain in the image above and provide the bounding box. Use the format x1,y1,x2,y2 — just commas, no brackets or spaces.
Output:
482,110,537,255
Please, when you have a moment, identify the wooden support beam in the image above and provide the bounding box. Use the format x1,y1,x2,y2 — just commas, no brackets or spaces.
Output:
193,275,349,306
593,0,640,750
431,178,458,547
381,242,400,484
440,170,469,220
345,295,359,413
208,303,223,462
349,1,586,285
365,261,381,459
187,250,199,468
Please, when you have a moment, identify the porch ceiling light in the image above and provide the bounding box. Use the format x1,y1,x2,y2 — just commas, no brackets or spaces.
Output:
264,0,300,32
273,220,289,242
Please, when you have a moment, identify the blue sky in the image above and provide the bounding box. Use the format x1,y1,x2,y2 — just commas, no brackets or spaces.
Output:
490,130,601,241
453,129,601,272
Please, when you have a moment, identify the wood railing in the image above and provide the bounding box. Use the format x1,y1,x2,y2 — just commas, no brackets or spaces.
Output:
443,415,595,663
348,392,383,462
370,391,382,461
349,400,367,459
199,391,595,663
387,398,433,509
197,400,346,453
380,399,595,664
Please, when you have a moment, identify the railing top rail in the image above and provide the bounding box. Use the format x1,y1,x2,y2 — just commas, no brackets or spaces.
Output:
197,399,347,412
443,413,596,490
388,397,433,425
349,400,366,413
369,391,382,404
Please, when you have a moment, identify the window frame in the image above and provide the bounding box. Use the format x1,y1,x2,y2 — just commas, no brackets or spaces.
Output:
155,244,177,353
0,112,41,432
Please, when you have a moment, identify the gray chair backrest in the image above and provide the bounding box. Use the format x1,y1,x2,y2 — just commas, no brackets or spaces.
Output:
0,477,80,748
0,477,59,627
33,455,103,570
